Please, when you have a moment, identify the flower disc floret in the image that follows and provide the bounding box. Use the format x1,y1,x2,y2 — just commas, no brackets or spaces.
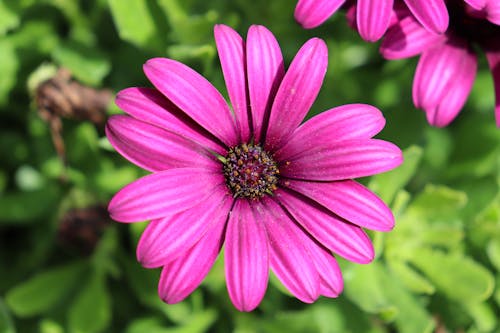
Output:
223,143,279,199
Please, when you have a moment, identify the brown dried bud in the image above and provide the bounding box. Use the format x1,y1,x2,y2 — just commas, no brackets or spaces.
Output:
57,205,112,256
35,68,111,125
34,68,112,173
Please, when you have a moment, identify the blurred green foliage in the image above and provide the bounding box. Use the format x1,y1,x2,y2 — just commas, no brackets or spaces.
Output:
0,0,499,332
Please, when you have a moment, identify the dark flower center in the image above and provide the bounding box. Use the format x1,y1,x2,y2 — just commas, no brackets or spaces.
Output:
446,0,500,43
223,143,279,199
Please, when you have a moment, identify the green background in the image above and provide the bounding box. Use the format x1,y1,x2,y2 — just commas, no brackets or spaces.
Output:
0,0,499,332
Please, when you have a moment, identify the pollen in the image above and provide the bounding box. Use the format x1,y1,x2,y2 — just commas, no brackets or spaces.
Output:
223,143,279,199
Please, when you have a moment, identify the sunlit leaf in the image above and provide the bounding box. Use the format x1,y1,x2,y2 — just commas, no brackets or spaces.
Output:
0,0,19,35
108,0,158,48
409,249,494,303
345,262,434,333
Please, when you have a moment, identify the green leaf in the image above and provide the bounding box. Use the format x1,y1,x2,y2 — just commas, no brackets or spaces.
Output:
52,41,110,86
123,257,162,310
108,0,158,48
495,277,500,307
68,274,111,333
486,238,500,272
469,195,500,246
39,319,64,333
5,262,86,317
0,185,61,224
0,40,19,106
388,261,435,295
14,165,45,191
345,262,434,333
126,310,216,333
0,1,20,36
408,249,494,303
461,302,497,333
406,184,467,220
0,298,15,333
422,127,452,170
125,317,171,333
369,145,423,204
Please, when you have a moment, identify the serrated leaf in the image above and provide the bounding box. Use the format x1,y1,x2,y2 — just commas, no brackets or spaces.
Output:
408,249,494,303
52,41,110,86
369,145,423,204
108,0,157,48
462,302,497,333
406,184,467,219
345,262,434,333
68,274,111,333
6,262,85,317
388,261,435,294
470,195,500,246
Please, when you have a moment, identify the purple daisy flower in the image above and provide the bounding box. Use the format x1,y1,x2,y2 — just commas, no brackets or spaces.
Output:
107,24,403,311
295,0,449,42
380,0,500,127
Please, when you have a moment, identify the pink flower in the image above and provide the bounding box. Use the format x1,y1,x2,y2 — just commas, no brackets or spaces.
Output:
381,1,500,127
107,24,403,311
295,0,449,41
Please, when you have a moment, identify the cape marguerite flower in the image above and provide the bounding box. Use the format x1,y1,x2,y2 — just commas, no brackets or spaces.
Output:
295,0,450,41
381,0,500,127
107,24,403,311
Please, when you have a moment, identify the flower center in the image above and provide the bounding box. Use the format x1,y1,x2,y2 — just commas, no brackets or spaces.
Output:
223,143,279,199
447,0,500,42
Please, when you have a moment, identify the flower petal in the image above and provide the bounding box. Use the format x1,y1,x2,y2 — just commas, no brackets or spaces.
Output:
225,199,269,312
115,87,225,155
380,15,446,60
486,0,500,26
214,24,251,142
294,0,346,29
275,104,386,161
357,0,394,42
137,189,232,268
276,189,375,263
265,38,328,151
280,139,403,181
144,58,238,147
425,49,477,127
247,25,285,143
483,42,500,127
403,0,449,33
412,38,472,112
158,217,226,304
108,168,225,223
303,242,343,297
284,179,395,232
262,197,320,303
464,0,486,10
106,115,219,172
